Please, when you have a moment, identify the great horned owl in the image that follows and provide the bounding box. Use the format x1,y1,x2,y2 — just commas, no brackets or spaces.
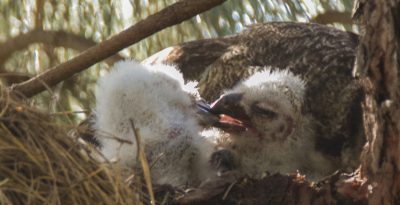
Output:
144,22,364,174
209,69,338,180
94,60,216,187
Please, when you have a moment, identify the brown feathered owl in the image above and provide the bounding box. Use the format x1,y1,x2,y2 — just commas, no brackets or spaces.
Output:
144,22,364,176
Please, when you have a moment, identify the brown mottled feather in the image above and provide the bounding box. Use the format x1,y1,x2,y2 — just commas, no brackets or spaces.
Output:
145,22,363,169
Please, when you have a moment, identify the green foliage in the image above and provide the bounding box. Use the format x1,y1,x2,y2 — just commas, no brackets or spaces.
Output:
0,0,354,123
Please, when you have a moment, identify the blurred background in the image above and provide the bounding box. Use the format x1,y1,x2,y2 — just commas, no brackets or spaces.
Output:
0,0,355,124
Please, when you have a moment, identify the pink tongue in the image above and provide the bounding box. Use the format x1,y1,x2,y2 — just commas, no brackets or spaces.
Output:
218,115,265,139
219,114,247,132
219,114,244,125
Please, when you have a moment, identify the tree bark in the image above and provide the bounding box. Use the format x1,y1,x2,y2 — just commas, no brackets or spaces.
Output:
9,0,227,98
353,0,400,204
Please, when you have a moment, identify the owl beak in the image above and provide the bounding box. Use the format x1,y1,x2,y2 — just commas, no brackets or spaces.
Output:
196,99,220,127
209,93,252,132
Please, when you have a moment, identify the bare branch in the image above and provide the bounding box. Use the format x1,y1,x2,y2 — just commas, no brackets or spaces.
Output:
311,11,353,25
10,0,227,98
0,71,31,85
0,30,124,66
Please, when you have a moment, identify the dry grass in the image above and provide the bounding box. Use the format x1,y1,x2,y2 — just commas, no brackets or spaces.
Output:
0,88,141,205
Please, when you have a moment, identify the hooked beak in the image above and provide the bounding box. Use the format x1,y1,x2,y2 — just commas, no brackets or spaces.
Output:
209,93,252,133
196,99,220,127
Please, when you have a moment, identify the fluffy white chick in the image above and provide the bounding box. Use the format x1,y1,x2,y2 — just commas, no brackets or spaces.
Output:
94,60,215,187
209,69,338,180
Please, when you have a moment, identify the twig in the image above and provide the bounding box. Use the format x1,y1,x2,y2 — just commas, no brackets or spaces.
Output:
222,180,237,200
129,119,156,205
10,0,227,98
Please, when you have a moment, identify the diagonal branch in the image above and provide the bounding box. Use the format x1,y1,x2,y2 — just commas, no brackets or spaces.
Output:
10,0,227,98
311,11,353,25
0,30,124,66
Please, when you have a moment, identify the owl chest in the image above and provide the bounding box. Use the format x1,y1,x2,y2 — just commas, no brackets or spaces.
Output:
144,137,198,186
234,139,307,177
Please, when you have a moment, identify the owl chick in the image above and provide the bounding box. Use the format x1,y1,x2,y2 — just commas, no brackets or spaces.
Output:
94,60,216,187
143,23,364,172
209,69,338,180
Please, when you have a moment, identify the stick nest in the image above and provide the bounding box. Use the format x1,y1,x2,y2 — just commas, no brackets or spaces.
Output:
0,89,138,205
0,88,367,205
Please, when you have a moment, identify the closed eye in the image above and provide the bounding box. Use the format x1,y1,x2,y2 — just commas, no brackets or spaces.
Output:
251,104,278,119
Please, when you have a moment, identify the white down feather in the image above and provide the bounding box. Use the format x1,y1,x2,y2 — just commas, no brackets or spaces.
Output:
217,68,337,180
95,60,215,187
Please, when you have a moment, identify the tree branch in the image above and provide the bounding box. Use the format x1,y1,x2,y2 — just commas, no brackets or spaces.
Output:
9,0,227,98
311,11,353,25
0,30,124,66
0,71,31,85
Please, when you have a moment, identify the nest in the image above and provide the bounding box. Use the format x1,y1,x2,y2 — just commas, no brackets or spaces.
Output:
0,88,139,205
0,87,367,205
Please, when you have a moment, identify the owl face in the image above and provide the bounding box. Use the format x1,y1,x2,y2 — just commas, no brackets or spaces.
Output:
210,69,305,142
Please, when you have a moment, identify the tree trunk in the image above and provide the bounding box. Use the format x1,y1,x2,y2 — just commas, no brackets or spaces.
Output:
354,0,400,204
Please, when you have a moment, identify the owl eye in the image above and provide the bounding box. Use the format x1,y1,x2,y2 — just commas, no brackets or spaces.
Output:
252,104,277,119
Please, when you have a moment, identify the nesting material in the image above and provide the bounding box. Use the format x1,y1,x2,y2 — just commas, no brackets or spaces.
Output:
0,89,139,205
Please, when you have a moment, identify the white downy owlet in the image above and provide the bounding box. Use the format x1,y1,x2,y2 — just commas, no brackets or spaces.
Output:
209,68,338,180
94,60,216,187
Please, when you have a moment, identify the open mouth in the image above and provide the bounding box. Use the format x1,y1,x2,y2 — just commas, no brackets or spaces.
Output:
216,114,248,133
208,93,252,133
196,93,253,133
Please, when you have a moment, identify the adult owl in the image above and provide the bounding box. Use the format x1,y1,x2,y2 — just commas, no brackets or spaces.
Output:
144,22,364,175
